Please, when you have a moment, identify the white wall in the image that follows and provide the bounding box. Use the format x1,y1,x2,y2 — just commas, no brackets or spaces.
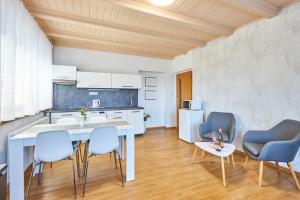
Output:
54,47,172,73
191,3,300,171
53,47,177,128
172,51,193,73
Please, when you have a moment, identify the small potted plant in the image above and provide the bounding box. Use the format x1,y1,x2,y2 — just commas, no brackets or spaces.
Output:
144,113,151,131
79,107,88,127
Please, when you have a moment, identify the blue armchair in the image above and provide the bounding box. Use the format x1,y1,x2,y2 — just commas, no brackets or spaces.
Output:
199,112,236,143
243,119,300,189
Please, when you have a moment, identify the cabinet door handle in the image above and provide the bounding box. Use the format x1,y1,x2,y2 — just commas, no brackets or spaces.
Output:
113,117,122,119
122,85,134,88
61,114,73,116
113,112,123,114
57,76,69,79
88,85,103,88
132,111,140,113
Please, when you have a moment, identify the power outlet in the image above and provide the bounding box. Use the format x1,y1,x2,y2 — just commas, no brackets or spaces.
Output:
89,91,98,96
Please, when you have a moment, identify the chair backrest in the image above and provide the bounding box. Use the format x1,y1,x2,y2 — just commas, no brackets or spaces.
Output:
56,117,78,125
207,112,236,140
34,131,73,163
270,119,300,141
87,116,106,123
89,127,119,155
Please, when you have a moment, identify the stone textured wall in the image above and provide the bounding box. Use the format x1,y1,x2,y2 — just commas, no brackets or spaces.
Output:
192,3,300,170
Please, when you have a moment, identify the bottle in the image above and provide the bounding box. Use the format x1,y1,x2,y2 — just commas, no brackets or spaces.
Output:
219,128,224,148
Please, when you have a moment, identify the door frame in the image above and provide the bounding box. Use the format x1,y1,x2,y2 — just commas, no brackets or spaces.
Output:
176,70,192,128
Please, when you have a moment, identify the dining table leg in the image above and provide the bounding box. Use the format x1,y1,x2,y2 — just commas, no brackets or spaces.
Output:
9,139,25,200
126,132,135,182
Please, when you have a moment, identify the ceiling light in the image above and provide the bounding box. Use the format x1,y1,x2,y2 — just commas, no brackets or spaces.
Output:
150,0,174,6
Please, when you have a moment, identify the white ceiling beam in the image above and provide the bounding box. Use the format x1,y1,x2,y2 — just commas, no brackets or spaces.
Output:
28,6,205,47
47,32,182,57
106,0,233,36
53,40,175,60
222,0,279,18
43,28,189,52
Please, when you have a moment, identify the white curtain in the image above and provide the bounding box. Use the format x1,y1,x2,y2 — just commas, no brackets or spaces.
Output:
0,0,52,122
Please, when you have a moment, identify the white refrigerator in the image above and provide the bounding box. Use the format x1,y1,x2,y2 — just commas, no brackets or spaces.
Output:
179,109,203,143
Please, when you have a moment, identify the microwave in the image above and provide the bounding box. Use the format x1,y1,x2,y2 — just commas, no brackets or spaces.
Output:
183,100,201,110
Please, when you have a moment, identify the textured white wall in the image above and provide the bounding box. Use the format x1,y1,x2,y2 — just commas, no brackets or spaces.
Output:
192,4,300,170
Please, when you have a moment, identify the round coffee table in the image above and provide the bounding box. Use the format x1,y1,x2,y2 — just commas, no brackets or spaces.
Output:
191,142,236,187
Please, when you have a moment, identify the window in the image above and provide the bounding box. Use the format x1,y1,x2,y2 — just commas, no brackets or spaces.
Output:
0,0,52,122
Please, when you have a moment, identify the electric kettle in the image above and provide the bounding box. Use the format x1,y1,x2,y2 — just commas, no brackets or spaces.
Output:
92,99,101,108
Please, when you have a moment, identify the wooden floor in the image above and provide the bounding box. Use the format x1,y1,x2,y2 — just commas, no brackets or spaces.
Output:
25,128,300,200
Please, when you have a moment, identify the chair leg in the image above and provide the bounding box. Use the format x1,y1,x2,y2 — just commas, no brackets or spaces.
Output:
82,159,89,197
275,162,280,175
70,158,77,199
38,162,43,185
191,146,197,164
258,161,264,187
76,150,81,178
117,152,124,187
244,156,249,169
231,154,235,168
79,142,84,162
50,162,53,168
287,162,300,190
221,157,226,187
26,163,37,200
227,157,230,164
113,150,118,169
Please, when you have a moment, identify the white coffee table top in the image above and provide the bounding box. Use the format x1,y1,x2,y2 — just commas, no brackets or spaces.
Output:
195,142,235,157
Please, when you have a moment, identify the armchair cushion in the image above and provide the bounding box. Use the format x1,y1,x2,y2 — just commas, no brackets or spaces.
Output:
202,132,229,142
243,142,265,156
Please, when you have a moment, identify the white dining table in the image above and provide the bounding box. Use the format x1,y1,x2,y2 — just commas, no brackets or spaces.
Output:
8,120,135,200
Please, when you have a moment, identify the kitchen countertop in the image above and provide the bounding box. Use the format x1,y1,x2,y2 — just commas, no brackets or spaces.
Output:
48,106,144,113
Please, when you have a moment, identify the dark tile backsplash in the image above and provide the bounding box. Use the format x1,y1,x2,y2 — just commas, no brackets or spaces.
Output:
53,84,138,110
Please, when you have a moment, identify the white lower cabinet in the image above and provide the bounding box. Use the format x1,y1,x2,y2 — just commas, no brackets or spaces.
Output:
51,109,145,135
127,110,144,134
179,109,203,143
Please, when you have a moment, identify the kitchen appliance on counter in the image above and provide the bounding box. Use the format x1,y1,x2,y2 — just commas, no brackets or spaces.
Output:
92,99,101,108
183,100,201,110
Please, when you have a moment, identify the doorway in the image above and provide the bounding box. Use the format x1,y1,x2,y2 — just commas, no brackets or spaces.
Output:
176,70,192,128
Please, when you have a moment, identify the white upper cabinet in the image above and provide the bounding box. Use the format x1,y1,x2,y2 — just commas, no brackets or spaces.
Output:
111,74,142,89
53,65,77,82
77,72,112,88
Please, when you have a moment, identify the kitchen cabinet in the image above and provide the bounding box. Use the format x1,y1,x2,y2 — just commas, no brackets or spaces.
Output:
77,72,111,88
53,65,77,83
107,110,128,122
111,74,142,89
127,110,144,134
50,108,145,134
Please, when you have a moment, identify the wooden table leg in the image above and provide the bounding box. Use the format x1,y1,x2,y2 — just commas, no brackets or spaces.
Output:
191,146,198,164
221,157,226,187
259,161,264,187
227,156,230,164
231,154,236,168
201,150,205,158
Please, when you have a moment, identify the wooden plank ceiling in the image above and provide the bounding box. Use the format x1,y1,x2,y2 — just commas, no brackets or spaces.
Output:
23,0,295,59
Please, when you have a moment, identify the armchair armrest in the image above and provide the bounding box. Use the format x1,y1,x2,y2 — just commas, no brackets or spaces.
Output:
199,122,210,136
258,136,300,162
243,130,272,144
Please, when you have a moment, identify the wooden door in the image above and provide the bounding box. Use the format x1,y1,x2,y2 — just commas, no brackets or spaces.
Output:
176,71,192,128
